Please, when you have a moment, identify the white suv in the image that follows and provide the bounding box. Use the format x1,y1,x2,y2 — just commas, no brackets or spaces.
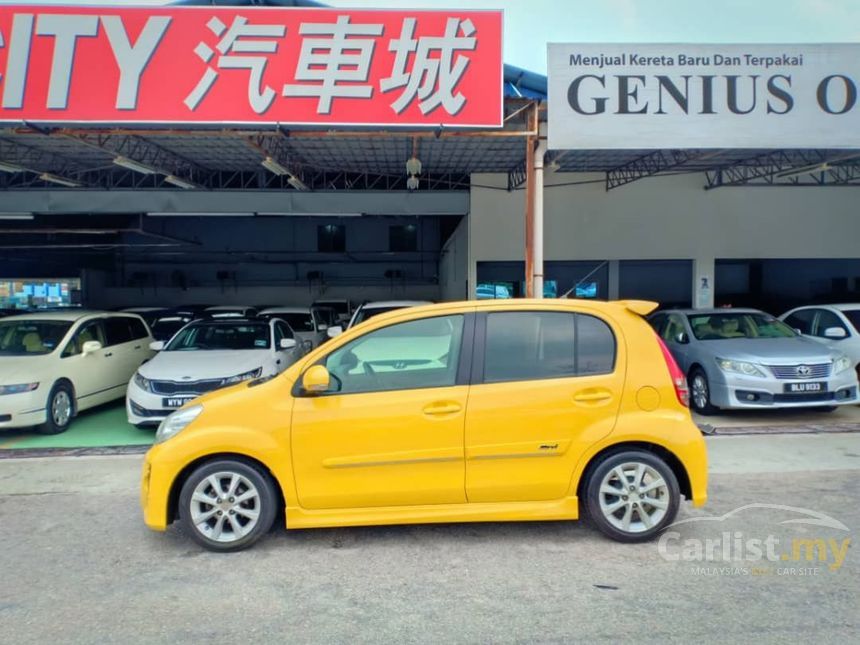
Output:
0,311,155,434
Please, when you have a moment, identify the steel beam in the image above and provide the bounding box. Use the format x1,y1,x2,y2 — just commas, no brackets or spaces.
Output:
704,151,860,189
605,149,701,190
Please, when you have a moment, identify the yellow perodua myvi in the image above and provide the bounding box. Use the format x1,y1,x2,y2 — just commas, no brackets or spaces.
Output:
141,299,708,551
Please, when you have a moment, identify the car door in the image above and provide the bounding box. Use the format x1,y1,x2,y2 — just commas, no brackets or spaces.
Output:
59,319,115,409
810,309,851,353
464,309,623,503
103,316,141,384
291,312,473,510
124,315,154,371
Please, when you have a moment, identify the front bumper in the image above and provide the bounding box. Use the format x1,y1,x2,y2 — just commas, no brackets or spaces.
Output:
0,388,48,429
126,380,182,427
708,368,859,410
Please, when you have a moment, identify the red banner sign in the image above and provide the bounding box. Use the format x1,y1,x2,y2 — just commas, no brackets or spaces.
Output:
0,6,502,127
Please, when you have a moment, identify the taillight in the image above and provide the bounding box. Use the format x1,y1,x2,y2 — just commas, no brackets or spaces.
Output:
656,335,689,407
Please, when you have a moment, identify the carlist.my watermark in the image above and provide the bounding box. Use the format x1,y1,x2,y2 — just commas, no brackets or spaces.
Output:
657,504,851,576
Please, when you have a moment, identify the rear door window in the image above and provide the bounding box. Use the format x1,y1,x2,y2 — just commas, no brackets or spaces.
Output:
483,311,615,383
104,317,134,347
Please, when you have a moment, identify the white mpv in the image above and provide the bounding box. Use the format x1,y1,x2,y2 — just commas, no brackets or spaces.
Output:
0,311,155,434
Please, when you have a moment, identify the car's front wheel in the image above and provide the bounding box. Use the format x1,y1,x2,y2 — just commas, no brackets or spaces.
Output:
36,382,75,435
688,368,718,415
178,460,278,552
585,450,680,542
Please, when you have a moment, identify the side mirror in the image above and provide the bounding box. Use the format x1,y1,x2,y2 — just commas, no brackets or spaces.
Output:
82,340,102,355
675,332,690,345
327,325,343,338
279,338,297,350
793,328,803,336
824,327,848,339
149,340,165,351
302,365,331,393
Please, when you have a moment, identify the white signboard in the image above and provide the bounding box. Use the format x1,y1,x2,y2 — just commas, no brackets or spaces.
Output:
548,43,860,149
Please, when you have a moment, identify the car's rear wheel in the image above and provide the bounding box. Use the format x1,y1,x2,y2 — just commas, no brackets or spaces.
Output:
178,460,278,552
36,382,75,435
688,368,718,415
585,450,680,542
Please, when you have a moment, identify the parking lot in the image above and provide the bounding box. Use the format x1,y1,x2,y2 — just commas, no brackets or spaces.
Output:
1,433,857,643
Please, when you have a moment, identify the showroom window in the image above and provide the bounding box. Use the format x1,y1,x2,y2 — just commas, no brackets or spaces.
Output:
317,224,346,252
389,224,418,252
322,315,464,395
483,312,615,383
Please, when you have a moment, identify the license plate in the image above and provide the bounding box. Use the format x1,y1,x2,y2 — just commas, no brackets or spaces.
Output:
784,382,826,393
163,396,195,408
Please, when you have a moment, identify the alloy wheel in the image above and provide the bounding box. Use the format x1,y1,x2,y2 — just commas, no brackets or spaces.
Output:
52,391,72,427
189,472,261,544
691,375,709,411
597,462,670,534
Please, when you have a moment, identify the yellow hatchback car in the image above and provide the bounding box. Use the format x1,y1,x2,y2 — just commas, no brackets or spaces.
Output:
141,299,708,551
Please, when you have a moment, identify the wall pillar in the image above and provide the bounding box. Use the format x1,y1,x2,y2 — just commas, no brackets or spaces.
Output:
692,256,715,309
607,260,620,300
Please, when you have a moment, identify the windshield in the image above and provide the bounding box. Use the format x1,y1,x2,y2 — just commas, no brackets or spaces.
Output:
843,310,860,334
353,306,405,326
165,323,270,351
151,317,193,341
270,313,315,333
688,313,796,340
0,320,72,356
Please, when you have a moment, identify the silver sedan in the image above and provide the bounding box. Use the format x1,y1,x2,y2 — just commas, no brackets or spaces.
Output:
649,308,858,415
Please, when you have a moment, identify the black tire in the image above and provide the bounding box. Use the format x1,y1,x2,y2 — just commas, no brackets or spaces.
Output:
178,459,278,552
36,382,75,435
584,450,680,543
688,367,718,415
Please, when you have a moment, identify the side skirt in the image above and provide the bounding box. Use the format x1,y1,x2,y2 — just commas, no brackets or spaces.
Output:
285,496,580,530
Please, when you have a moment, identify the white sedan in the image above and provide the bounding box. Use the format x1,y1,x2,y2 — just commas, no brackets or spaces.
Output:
257,307,328,351
126,317,301,428
0,311,154,434
781,304,860,371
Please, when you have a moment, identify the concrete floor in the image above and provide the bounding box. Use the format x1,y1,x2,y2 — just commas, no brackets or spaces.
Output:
0,434,857,643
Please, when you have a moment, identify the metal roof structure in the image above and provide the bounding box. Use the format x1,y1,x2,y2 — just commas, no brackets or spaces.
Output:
1,0,859,198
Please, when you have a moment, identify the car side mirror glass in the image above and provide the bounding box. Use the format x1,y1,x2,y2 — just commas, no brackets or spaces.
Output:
149,340,165,351
675,332,689,344
82,340,102,354
302,365,331,393
279,338,297,350
327,325,343,338
824,327,848,339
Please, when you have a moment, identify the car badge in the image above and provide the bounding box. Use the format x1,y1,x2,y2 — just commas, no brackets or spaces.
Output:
796,365,812,377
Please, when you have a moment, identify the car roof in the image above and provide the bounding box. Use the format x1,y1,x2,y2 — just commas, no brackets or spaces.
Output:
259,307,312,314
204,305,255,311
0,310,129,322
186,317,268,326
787,303,860,312
658,308,765,316
359,300,433,310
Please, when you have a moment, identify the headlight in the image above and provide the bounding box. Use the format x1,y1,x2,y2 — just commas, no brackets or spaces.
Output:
716,358,766,377
133,371,152,392
221,367,262,386
833,355,853,375
155,404,203,445
0,382,39,395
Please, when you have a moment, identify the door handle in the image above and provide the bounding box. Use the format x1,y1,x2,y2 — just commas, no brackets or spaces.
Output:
573,391,612,403
103,352,113,358
134,345,141,350
422,402,462,416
